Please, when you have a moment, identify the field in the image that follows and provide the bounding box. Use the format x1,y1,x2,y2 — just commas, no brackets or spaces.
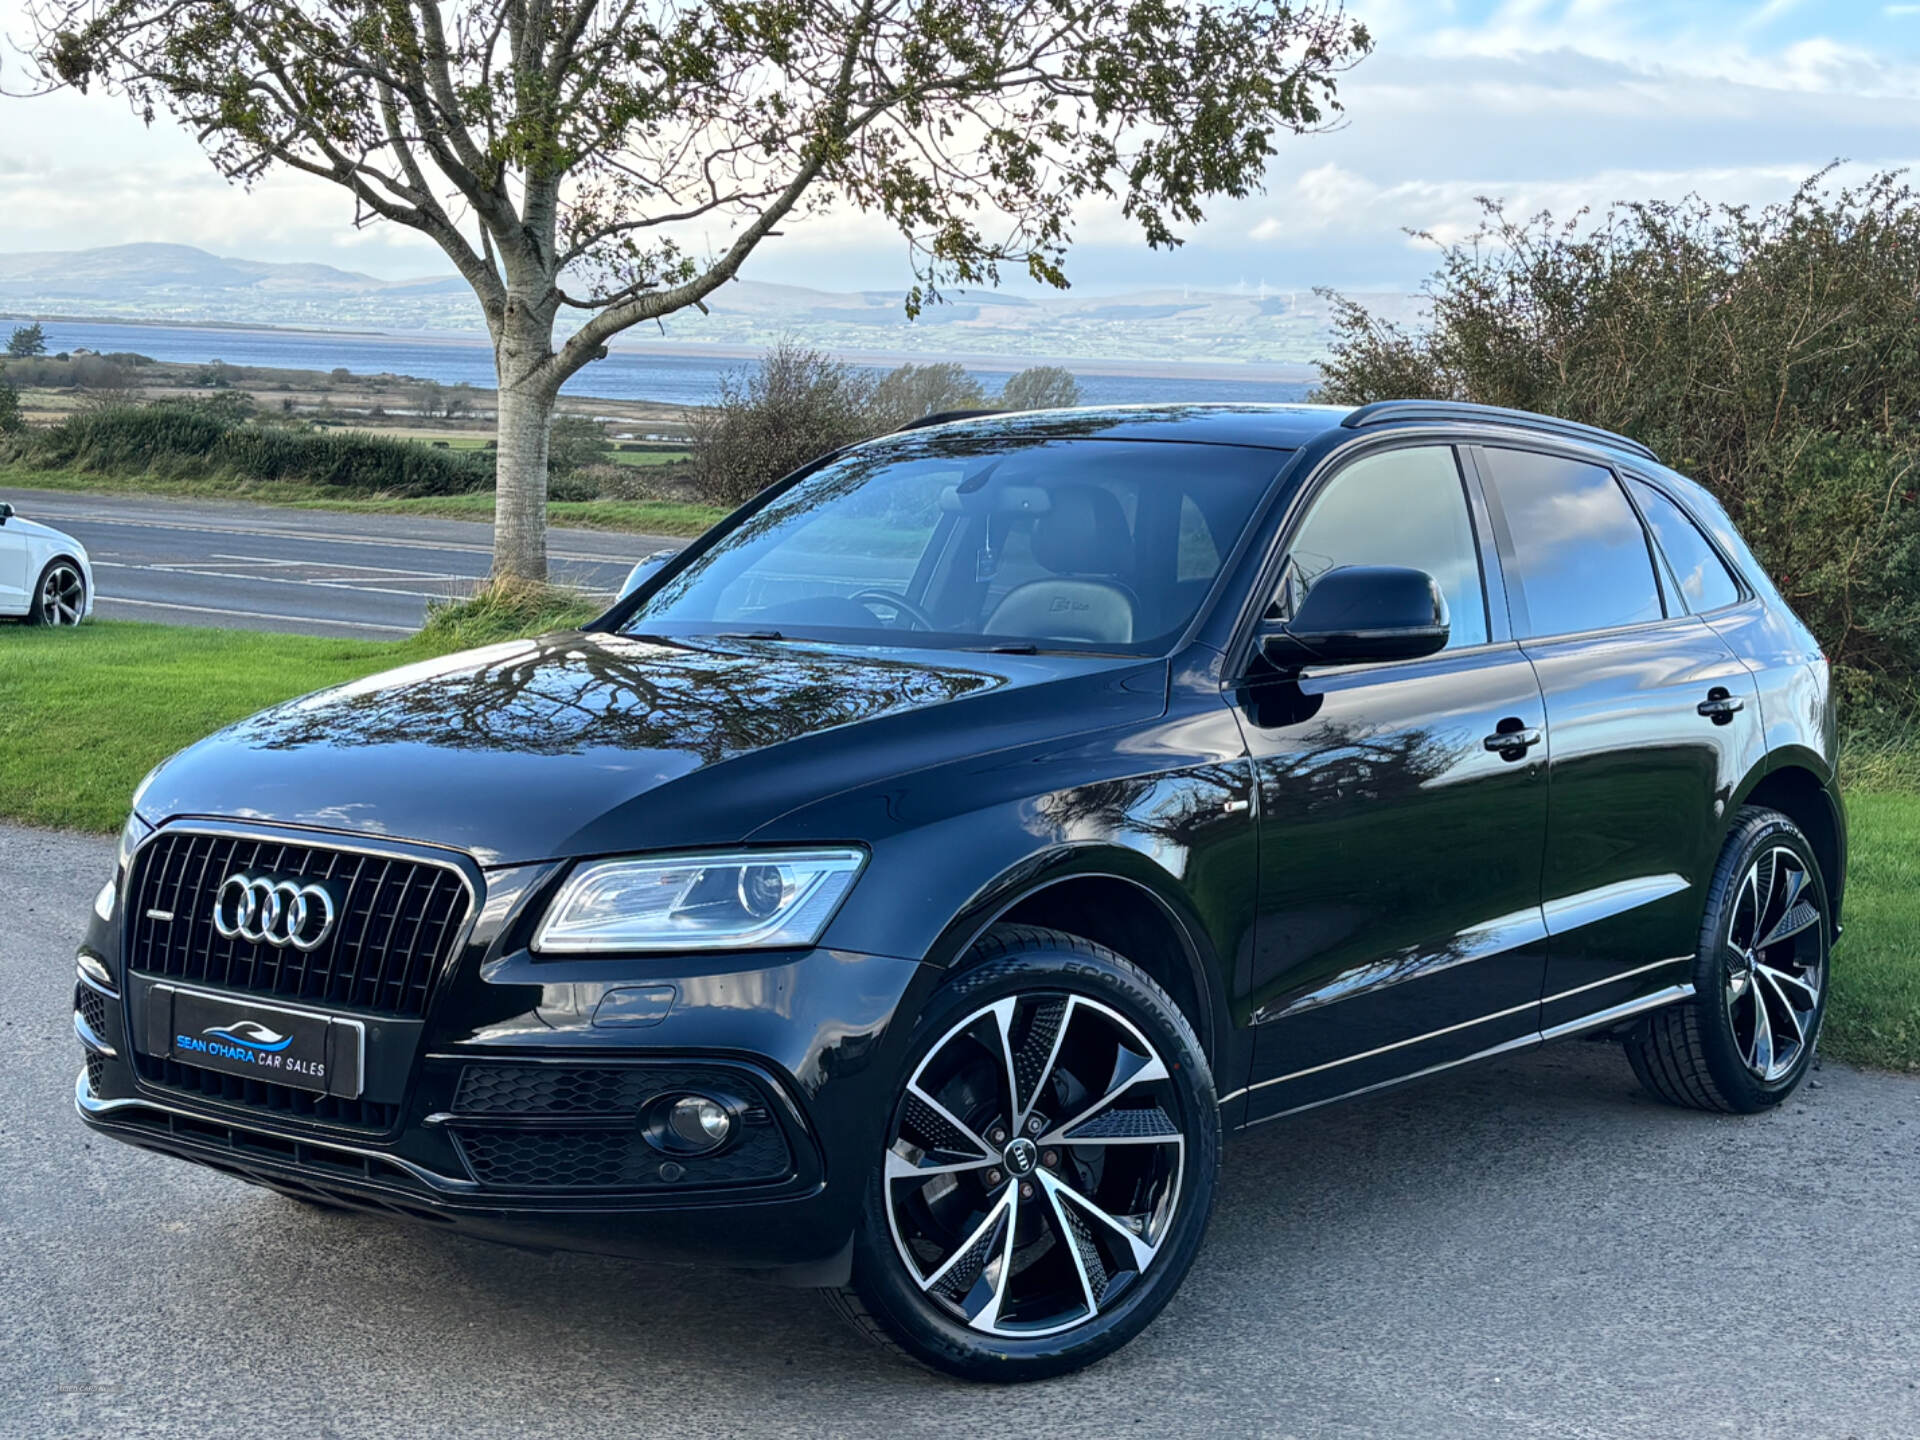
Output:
2,616,1914,1073
0,463,728,537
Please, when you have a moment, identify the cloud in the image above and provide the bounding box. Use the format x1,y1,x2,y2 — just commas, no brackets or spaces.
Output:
0,0,1916,297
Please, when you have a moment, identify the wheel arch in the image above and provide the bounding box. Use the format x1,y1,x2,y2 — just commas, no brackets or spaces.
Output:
1731,753,1846,938
927,846,1229,1073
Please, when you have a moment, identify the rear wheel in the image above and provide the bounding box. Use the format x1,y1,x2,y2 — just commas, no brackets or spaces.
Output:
28,559,86,627
1624,807,1830,1113
832,924,1219,1381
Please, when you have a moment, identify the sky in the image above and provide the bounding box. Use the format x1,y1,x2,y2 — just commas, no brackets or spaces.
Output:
2,0,1918,297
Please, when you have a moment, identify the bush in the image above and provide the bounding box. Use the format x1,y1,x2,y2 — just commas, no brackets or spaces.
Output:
4,399,493,497
1314,167,1920,728
0,378,21,435
548,414,611,475
998,365,1083,412
689,341,876,506
865,362,988,431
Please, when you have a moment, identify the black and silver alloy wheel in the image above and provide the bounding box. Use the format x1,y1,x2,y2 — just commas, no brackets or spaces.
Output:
884,991,1183,1338
1722,845,1825,1083
1625,806,1831,1113
835,925,1219,1381
30,560,86,627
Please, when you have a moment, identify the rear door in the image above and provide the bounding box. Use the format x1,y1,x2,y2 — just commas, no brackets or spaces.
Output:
1234,441,1551,1120
1471,445,1765,1031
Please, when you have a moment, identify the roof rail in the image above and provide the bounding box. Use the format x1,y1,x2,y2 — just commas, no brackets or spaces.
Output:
891,408,1004,434
1340,400,1658,463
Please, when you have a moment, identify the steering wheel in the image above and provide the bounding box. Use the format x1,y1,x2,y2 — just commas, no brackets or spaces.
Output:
850,588,937,631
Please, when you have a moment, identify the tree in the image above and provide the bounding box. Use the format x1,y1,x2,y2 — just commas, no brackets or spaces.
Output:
24,2,1370,581
998,365,1083,412
0,375,22,435
866,362,989,432
6,323,47,359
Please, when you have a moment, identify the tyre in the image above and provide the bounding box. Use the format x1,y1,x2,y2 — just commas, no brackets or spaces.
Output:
831,924,1220,1381
28,558,87,627
1624,806,1830,1113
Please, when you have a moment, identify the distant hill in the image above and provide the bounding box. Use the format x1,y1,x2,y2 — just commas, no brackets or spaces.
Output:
0,243,1425,369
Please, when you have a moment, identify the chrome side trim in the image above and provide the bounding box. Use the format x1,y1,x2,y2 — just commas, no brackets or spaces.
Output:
1231,983,1695,1128
73,1009,117,1058
73,1069,479,1194
76,965,118,1000
77,952,115,991
1542,874,1689,937
1255,903,1548,1025
1221,955,1693,1104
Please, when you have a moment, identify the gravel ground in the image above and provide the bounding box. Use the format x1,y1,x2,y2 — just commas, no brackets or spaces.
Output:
5,822,1919,1438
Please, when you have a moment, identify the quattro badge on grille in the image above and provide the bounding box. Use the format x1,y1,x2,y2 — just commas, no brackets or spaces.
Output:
212,873,338,951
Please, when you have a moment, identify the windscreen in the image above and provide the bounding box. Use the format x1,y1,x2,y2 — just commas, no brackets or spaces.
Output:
626,437,1286,654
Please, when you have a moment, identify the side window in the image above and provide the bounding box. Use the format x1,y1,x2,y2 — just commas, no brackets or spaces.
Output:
1280,445,1490,650
1628,477,1742,613
1481,448,1663,638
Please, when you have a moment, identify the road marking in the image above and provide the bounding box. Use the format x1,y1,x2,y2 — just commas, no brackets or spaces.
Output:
12,504,648,564
94,595,418,633
91,559,484,601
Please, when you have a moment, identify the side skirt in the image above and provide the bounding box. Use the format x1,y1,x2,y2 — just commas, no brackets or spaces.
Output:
1229,982,1694,1131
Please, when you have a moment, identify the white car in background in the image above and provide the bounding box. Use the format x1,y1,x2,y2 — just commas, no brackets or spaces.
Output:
0,502,94,626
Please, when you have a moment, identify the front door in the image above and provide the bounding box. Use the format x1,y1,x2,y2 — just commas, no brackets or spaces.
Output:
0,516,28,614
1472,445,1766,1029
1234,442,1550,1121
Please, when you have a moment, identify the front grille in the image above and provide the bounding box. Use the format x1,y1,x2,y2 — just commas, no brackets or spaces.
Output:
126,830,471,1019
85,1050,107,1095
133,1053,401,1132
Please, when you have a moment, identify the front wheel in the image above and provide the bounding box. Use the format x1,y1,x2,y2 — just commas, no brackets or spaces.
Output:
1624,806,1830,1113
28,558,87,627
831,925,1219,1381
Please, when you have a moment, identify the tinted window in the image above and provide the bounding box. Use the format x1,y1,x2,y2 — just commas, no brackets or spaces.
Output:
1280,445,1489,649
1483,448,1662,638
1629,478,1742,612
630,438,1282,654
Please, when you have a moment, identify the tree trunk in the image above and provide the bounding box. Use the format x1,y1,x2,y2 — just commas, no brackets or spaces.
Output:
492,378,555,583
491,298,560,585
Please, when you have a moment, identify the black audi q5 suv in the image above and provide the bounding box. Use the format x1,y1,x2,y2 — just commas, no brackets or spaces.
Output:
75,401,1844,1380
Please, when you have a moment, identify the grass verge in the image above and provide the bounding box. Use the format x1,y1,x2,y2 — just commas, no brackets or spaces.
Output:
1822,790,1920,1073
0,585,598,833
0,464,729,537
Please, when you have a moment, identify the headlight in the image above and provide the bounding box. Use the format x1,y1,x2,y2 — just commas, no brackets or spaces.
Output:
532,848,867,954
117,811,153,873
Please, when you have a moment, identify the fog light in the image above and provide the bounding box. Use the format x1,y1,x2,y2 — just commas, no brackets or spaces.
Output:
663,1095,732,1153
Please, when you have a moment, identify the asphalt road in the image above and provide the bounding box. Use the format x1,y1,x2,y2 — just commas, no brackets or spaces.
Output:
6,823,1920,1439
0,488,677,638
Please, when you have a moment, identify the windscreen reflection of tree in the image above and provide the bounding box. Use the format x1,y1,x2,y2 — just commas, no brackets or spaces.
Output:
233,641,1000,759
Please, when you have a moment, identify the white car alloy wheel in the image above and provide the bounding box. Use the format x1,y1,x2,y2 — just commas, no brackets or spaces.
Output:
32,561,88,626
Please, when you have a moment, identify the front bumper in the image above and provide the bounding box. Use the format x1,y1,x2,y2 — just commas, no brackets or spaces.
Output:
75,839,936,1279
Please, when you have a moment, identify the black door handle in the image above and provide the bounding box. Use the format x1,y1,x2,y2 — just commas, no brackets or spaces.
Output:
1698,688,1745,723
1483,725,1542,756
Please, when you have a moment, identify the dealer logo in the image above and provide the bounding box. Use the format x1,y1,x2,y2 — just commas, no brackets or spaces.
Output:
212,873,337,952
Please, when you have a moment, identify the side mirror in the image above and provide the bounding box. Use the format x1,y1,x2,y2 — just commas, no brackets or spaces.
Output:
618,548,681,600
0,503,12,526
1259,565,1449,669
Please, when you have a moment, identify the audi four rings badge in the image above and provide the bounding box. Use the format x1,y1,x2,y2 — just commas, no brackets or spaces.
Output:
211,874,337,951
